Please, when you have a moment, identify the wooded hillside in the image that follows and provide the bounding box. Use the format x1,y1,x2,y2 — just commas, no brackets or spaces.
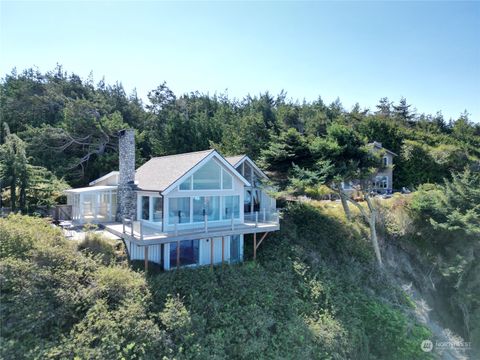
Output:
1,66,479,212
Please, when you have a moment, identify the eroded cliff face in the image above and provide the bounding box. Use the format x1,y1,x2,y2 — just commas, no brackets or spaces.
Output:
384,241,473,360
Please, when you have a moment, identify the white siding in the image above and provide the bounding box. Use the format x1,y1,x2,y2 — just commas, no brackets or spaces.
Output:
199,237,231,265
125,240,162,264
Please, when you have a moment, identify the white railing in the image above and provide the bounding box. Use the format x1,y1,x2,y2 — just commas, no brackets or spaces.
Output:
122,208,280,240
244,208,280,225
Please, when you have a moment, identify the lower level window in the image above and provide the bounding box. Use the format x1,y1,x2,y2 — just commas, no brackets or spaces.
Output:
375,176,388,189
170,240,199,267
230,235,241,262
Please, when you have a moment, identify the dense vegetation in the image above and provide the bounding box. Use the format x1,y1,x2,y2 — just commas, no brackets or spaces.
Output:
1,206,435,359
1,66,479,211
406,170,480,353
1,66,478,358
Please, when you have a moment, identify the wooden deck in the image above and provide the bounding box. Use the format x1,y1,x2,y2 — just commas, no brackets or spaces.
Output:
105,220,279,246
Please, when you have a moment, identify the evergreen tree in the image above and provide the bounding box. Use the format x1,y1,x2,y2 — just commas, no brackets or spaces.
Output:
392,97,415,122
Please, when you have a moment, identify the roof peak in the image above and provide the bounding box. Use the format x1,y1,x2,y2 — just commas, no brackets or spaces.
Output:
149,149,215,161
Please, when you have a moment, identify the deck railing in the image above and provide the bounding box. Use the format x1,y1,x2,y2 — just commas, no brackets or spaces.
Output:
122,208,280,240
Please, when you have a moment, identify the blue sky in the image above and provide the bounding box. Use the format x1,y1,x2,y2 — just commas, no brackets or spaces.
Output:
1,1,479,121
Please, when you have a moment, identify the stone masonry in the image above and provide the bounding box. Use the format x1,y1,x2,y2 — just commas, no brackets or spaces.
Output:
116,129,137,221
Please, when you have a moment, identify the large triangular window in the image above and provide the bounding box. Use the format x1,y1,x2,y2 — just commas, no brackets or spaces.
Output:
179,158,233,190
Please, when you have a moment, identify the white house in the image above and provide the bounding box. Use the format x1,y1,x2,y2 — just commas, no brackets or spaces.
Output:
64,129,279,270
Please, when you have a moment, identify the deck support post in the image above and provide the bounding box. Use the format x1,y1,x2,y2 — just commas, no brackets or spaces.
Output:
221,236,225,268
176,240,180,269
255,232,269,252
253,233,257,260
210,237,214,270
144,246,148,272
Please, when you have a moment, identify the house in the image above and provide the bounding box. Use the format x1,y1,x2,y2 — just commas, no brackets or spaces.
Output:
64,129,279,270
342,141,398,194
369,141,397,193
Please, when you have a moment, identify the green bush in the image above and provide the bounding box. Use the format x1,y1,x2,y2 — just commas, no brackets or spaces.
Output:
1,208,437,359
0,214,169,359
78,233,117,265
0,214,66,259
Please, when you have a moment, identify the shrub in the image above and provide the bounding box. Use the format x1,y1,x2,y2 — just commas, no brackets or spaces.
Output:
0,214,66,259
78,233,116,265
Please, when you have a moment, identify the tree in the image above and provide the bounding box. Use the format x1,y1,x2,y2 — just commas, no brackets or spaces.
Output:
289,124,384,266
375,97,392,117
260,128,311,173
0,123,28,211
393,97,415,122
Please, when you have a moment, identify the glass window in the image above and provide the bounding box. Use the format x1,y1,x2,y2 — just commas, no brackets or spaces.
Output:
141,196,150,220
192,196,205,223
170,240,200,267
252,171,259,187
222,169,233,189
375,176,388,189
82,194,94,217
168,197,190,224
253,190,261,212
193,159,221,189
235,165,242,176
244,162,252,183
223,195,240,219
230,235,241,262
192,196,220,222
179,176,192,190
383,157,388,166
152,197,163,222
244,190,252,213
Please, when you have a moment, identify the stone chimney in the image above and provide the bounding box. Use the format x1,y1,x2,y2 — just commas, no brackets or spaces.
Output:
116,129,137,221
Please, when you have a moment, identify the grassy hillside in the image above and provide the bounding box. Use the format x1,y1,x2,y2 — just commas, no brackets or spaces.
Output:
0,203,434,359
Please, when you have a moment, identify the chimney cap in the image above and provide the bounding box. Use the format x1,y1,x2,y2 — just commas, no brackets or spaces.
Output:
118,128,135,136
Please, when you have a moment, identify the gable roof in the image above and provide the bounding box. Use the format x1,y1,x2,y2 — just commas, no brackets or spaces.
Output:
135,149,251,193
368,141,398,156
135,149,214,192
225,155,246,167
89,171,119,186
225,154,268,179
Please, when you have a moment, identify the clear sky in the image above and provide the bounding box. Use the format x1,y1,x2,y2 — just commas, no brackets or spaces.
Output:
1,1,479,121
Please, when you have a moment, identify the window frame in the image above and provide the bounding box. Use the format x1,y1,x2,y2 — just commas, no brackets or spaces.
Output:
178,159,235,191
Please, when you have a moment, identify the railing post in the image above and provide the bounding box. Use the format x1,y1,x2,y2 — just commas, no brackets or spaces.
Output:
130,220,134,237
144,246,148,272
204,214,208,233
174,218,178,236
176,240,180,269
263,208,266,222
210,237,214,270
231,213,234,231
122,218,125,234
140,220,144,241
221,236,225,268
255,211,258,227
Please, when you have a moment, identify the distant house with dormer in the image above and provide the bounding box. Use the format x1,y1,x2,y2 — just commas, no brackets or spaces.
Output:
342,141,398,194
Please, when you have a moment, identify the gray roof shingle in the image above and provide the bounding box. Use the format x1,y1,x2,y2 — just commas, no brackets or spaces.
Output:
135,149,215,191
224,155,246,167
